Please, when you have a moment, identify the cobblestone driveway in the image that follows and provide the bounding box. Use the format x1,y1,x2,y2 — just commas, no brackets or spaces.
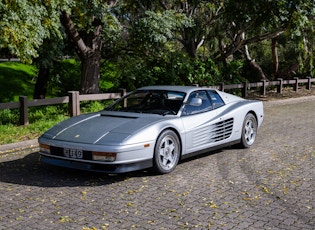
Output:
0,97,314,230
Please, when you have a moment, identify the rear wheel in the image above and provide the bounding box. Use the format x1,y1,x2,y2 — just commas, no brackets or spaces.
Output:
240,113,257,148
153,130,180,174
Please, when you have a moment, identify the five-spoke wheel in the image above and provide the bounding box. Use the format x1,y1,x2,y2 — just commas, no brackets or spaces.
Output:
153,130,180,174
240,113,258,148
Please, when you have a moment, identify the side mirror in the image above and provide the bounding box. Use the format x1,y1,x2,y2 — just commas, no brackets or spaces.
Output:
188,97,202,107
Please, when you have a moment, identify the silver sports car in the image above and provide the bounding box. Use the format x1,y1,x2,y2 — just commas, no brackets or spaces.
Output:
39,85,264,174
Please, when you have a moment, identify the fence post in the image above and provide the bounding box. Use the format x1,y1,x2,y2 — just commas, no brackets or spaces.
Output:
69,91,80,117
261,80,267,96
306,77,311,90
219,82,225,92
242,82,248,98
19,96,29,125
119,88,127,108
119,88,127,97
277,78,283,94
294,77,299,92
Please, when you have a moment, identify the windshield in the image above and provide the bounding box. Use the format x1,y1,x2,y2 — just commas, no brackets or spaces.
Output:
105,90,186,115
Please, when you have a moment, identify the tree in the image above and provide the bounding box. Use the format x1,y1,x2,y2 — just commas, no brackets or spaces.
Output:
121,0,223,58
33,38,67,99
1,0,314,96
1,0,121,96
0,0,73,98
218,0,315,80
60,0,122,94
61,11,102,94
0,0,71,63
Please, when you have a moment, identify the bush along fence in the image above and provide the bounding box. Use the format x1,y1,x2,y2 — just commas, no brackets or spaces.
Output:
0,77,314,126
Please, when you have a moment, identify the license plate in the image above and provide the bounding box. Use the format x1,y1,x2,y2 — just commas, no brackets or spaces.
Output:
63,148,83,159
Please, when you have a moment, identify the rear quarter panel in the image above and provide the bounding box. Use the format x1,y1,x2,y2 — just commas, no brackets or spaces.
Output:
216,100,264,139
181,99,263,155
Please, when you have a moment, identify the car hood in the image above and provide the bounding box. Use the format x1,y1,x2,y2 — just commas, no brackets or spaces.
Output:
41,111,169,145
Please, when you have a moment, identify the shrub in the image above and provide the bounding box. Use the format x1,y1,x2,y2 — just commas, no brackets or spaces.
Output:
0,109,19,125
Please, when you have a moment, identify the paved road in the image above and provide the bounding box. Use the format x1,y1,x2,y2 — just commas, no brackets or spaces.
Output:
0,97,314,230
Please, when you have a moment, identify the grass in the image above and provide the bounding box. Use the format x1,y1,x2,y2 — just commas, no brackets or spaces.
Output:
0,115,67,144
0,105,69,145
0,62,111,145
0,99,111,145
0,62,37,102
0,61,42,144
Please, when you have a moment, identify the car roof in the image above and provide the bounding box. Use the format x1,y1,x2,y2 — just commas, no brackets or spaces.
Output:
138,85,217,94
137,85,245,104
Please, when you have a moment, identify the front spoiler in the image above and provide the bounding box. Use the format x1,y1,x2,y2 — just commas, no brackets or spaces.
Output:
40,155,153,173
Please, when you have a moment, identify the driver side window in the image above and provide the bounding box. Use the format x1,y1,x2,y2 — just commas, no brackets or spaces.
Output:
183,90,212,115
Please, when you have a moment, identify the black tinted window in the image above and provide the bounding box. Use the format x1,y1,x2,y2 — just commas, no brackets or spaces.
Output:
207,90,225,109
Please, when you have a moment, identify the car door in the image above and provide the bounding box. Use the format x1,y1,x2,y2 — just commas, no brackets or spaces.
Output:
181,90,233,154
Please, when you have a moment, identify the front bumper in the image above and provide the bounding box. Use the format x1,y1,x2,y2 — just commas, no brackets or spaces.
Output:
40,155,153,173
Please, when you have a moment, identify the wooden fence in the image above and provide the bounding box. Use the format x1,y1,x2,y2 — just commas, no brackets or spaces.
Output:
0,89,126,126
0,77,314,126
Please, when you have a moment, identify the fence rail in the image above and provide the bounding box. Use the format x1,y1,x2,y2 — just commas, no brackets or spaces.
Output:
0,78,314,125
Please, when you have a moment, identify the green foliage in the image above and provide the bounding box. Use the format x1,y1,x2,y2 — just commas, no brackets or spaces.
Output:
0,0,72,63
0,62,37,102
0,105,69,126
277,0,315,37
28,104,69,123
0,106,69,145
221,60,247,84
99,61,120,91
49,59,81,96
185,58,220,86
109,50,233,90
0,109,19,125
80,100,113,113
132,10,193,48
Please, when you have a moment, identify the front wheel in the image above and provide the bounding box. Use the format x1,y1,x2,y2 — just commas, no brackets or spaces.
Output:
153,130,181,174
240,113,258,148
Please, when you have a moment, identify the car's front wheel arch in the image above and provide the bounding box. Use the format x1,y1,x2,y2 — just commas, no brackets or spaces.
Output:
153,128,182,174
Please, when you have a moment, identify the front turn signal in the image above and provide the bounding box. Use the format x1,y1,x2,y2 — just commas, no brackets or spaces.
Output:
92,152,116,162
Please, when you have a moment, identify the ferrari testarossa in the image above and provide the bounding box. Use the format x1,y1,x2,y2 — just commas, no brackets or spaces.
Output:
38,85,264,174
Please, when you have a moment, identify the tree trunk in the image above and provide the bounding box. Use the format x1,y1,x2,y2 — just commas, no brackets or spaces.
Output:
61,11,102,94
272,37,279,76
248,60,269,81
81,51,101,94
33,66,50,99
182,38,197,58
242,32,268,81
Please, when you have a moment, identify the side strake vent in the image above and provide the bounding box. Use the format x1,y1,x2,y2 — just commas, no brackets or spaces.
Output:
193,118,234,146
210,118,234,142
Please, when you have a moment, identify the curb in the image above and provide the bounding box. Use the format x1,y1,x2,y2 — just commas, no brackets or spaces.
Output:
0,139,38,154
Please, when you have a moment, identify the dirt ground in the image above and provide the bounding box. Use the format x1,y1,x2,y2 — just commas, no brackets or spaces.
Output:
247,86,315,101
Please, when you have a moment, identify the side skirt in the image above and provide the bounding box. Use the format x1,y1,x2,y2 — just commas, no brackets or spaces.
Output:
180,140,240,161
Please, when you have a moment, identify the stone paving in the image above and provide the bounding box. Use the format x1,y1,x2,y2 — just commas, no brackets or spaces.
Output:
0,97,314,230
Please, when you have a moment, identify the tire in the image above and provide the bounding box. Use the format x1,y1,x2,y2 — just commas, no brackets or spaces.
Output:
240,113,258,148
153,130,181,174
